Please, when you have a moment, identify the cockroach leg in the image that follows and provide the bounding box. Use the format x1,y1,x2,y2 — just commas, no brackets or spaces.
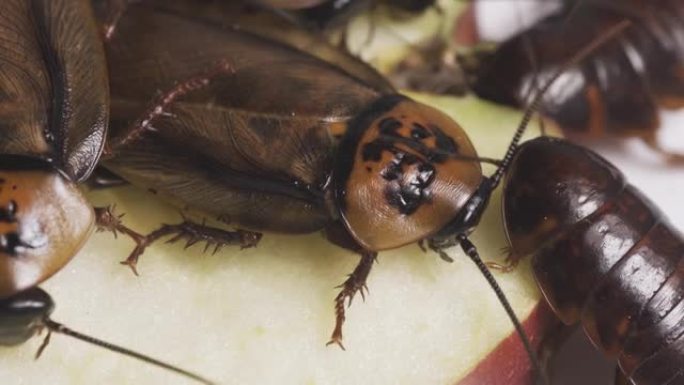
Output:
105,60,236,155
643,136,684,165
417,239,427,253
34,326,52,360
426,237,456,263
484,247,521,273
94,206,261,275
327,251,377,350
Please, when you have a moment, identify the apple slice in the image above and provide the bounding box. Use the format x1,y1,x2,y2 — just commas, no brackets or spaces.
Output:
0,93,560,385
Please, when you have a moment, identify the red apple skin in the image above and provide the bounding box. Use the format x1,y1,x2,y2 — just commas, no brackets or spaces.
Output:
458,302,560,385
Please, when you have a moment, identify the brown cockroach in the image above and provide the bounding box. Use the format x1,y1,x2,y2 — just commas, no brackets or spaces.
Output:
86,4,627,385
468,0,684,163
0,1,220,383
503,136,684,385
92,0,555,378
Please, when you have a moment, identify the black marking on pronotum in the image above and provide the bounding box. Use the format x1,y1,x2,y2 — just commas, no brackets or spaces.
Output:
378,117,402,135
428,124,459,163
0,233,27,256
411,123,430,140
0,200,18,223
382,152,436,215
361,141,387,162
334,94,406,209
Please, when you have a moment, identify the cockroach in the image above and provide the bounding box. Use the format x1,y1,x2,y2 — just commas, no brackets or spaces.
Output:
502,136,684,385
467,0,684,163
0,1,217,383
93,0,552,376
91,4,626,384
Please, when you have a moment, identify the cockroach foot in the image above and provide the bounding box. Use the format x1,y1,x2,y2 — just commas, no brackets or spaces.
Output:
327,252,376,350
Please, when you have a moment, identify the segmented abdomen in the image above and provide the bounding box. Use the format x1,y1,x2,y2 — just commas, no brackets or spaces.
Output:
503,137,684,384
471,0,684,139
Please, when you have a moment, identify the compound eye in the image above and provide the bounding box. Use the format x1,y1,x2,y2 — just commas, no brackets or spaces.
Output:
0,168,94,299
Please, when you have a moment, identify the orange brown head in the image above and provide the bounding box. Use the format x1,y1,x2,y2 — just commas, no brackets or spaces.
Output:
0,155,94,299
333,95,483,251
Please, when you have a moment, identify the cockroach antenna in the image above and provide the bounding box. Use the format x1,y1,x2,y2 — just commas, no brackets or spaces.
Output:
36,317,217,385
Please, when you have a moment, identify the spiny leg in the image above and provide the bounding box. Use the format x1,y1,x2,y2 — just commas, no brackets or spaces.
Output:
327,251,377,350
484,246,522,273
94,206,262,275
104,60,235,155
424,231,520,271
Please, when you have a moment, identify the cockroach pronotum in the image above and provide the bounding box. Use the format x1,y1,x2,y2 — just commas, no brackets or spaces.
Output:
502,136,684,385
467,0,684,163
0,1,218,383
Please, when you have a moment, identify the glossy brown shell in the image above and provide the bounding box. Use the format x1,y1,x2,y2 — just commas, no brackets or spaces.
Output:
0,158,94,299
471,0,684,140
334,96,482,250
0,0,109,182
503,137,684,385
102,1,389,233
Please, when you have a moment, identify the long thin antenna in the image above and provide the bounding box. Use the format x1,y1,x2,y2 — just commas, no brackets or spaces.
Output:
458,236,548,385
40,318,217,385
488,18,632,189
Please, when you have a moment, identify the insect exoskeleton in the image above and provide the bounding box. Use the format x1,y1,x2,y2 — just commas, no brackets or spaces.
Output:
0,157,94,300
503,136,684,385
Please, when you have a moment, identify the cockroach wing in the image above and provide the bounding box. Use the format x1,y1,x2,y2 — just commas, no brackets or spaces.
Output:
114,0,395,95
104,3,384,232
0,0,108,182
